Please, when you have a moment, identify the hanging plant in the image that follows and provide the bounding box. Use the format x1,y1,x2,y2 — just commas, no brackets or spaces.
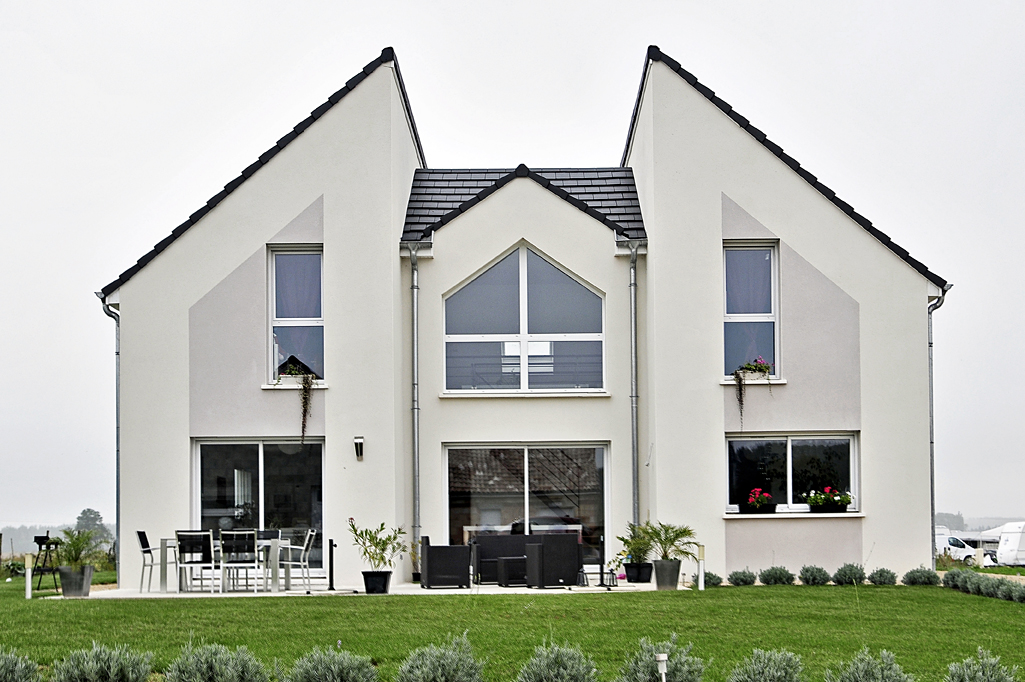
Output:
299,371,314,444
732,356,773,429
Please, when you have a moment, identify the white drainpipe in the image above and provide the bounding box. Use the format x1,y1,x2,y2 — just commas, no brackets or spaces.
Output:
928,282,952,569
406,245,421,567
95,291,121,581
627,240,645,525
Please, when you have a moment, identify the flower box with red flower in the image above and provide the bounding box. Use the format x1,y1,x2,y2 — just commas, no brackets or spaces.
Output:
738,488,777,514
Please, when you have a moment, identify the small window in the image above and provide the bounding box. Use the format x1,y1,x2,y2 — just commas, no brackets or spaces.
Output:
444,246,603,391
724,245,777,376
271,250,323,380
727,435,855,511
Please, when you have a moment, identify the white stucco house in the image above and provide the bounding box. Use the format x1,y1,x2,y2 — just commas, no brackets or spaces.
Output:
98,46,950,587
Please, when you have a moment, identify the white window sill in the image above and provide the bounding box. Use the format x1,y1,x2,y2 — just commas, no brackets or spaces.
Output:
261,383,329,390
720,378,787,386
723,512,863,519
440,391,610,399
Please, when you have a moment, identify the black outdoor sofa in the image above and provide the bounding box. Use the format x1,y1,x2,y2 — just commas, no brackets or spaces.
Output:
469,533,582,588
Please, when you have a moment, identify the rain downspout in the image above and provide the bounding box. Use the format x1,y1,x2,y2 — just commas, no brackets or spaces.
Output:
928,282,952,570
628,240,644,525
407,245,421,569
95,291,120,581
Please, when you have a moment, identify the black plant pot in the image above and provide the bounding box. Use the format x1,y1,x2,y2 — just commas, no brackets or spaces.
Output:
58,566,94,597
624,562,653,583
362,570,392,594
809,502,848,513
739,503,777,514
411,572,421,583
653,559,681,591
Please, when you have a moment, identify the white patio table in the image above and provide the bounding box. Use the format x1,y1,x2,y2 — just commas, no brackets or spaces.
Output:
159,535,293,593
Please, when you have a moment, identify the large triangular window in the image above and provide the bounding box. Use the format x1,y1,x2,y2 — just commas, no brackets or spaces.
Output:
445,246,603,391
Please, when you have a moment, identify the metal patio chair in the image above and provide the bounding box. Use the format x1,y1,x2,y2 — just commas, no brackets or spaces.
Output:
175,530,218,593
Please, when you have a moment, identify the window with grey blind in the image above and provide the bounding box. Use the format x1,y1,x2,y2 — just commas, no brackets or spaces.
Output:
272,250,324,380
724,245,777,375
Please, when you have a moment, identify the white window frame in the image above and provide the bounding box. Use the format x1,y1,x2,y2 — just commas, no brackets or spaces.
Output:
723,241,780,379
268,246,324,384
191,437,327,573
724,433,859,513
443,245,606,393
443,441,611,567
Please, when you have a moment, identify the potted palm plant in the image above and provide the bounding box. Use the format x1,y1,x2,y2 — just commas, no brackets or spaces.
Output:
57,528,100,597
642,521,699,591
615,522,654,582
347,518,407,594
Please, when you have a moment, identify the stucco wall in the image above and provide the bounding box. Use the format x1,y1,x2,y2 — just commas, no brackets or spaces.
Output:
116,64,421,587
628,60,933,577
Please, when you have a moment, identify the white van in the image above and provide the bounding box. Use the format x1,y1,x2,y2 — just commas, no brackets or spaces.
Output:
936,533,976,564
996,522,1025,566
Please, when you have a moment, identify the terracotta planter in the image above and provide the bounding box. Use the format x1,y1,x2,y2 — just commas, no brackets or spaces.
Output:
739,503,777,514
624,562,653,583
362,570,392,594
58,566,94,597
653,559,681,591
809,502,848,513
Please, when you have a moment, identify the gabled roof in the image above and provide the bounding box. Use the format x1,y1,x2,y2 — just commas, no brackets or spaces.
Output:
101,47,424,298
622,45,948,290
401,165,646,242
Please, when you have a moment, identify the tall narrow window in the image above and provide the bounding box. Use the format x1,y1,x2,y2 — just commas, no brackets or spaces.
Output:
724,245,777,376
445,246,603,391
272,250,324,380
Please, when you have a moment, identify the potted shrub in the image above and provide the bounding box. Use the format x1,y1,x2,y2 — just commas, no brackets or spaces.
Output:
804,487,852,513
57,528,100,597
347,518,407,594
615,522,654,583
642,521,698,591
739,488,776,514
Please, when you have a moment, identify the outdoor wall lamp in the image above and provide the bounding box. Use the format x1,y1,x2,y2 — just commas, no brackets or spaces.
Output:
354,436,364,461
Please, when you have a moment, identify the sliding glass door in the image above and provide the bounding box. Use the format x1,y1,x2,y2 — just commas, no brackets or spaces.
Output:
199,442,323,567
448,445,605,564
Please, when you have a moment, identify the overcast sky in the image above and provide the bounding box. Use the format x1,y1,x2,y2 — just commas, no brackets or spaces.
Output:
1,1,1022,528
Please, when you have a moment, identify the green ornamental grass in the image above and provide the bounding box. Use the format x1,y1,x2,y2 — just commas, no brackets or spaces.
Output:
52,644,151,682
727,649,802,682
395,634,482,682
286,649,377,682
165,644,268,682
945,649,1019,682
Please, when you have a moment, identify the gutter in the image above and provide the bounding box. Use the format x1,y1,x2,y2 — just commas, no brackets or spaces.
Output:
95,292,121,581
928,283,952,570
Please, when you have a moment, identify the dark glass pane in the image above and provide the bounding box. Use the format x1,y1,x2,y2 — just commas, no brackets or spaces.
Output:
528,447,604,565
446,342,520,390
728,440,787,505
264,443,323,568
274,326,324,379
793,439,851,503
448,449,525,545
275,253,321,318
200,444,259,532
446,251,519,334
527,250,601,334
527,341,602,389
724,322,774,374
725,248,772,314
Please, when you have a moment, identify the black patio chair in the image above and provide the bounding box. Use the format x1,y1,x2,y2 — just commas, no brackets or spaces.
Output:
420,536,470,588
525,534,582,588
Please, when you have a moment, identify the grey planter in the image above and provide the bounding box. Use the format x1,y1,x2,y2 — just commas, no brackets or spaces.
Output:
58,566,94,597
653,559,681,590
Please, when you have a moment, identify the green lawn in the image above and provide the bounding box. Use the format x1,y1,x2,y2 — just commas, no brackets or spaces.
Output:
1,577,1022,682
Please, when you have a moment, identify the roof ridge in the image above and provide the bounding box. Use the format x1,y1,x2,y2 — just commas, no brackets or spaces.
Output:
403,164,636,241
101,47,422,297
622,45,948,290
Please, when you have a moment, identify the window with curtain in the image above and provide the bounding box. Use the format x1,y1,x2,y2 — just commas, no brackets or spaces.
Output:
444,246,603,391
272,250,324,380
724,245,777,376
